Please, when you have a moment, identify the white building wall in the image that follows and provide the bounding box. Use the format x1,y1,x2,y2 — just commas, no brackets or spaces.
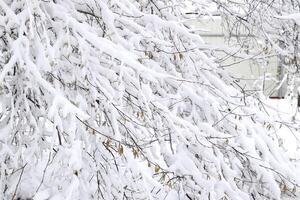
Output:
186,17,282,97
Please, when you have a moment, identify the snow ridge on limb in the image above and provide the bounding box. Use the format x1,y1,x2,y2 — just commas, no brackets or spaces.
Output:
0,0,298,199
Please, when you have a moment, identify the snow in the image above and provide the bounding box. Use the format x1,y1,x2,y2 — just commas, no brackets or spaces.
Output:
276,13,300,21
263,98,300,159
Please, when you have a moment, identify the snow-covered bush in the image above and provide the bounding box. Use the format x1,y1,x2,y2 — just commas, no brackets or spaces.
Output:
0,0,299,199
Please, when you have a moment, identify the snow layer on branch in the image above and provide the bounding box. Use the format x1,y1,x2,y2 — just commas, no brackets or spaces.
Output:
0,0,299,200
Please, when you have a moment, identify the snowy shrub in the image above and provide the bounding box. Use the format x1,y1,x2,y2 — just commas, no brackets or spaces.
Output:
0,0,299,199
